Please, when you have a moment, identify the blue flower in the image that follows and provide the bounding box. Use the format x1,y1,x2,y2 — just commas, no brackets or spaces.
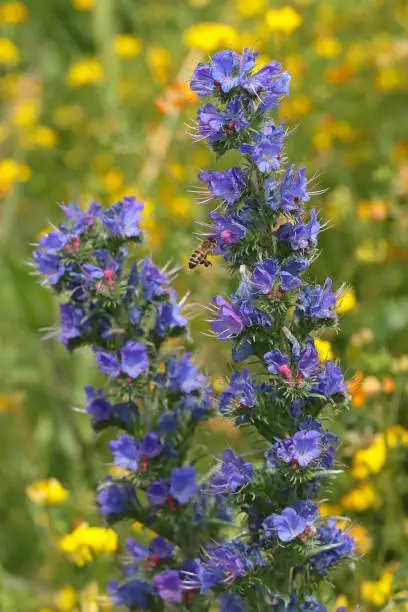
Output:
103,196,144,238
33,251,65,286
190,63,216,96
277,209,320,250
291,430,320,467
140,432,162,458
120,341,149,378
202,543,247,586
210,296,245,340
166,353,205,394
109,434,140,470
211,449,253,494
298,341,319,377
264,350,289,375
253,259,279,294
155,302,187,337
220,594,247,612
309,521,354,575
146,481,169,506
198,167,246,206
107,579,152,608
97,479,134,518
239,123,285,172
196,104,226,144
207,211,248,253
94,348,120,377
38,230,68,253
158,411,178,432
219,368,256,415
260,71,291,110
170,467,198,504
84,386,113,426
58,303,85,345
316,361,346,396
153,570,183,603
140,257,169,301
278,165,310,212
150,536,174,559
263,507,307,542
296,278,337,320
125,537,149,561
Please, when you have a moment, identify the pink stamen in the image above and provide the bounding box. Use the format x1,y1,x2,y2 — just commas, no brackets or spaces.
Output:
166,495,177,512
141,456,150,473
220,230,234,245
278,364,292,379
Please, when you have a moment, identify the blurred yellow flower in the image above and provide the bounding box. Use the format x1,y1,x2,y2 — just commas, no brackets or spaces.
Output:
236,0,266,17
147,45,171,84
314,37,342,58
352,435,386,480
114,34,142,59
376,67,402,91
313,129,332,152
168,196,192,218
357,199,388,221
336,287,356,315
11,99,39,126
386,424,408,448
26,478,69,506
0,390,25,413
361,571,393,607
132,521,157,540
33,125,58,148
58,522,118,566
213,376,227,394
184,23,239,52
347,371,365,408
341,483,376,511
334,595,349,610
52,104,84,128
283,54,305,82
66,58,104,87
0,38,19,65
54,585,77,611
103,169,124,193
355,238,388,262
0,2,27,24
318,502,341,517
72,0,93,9
314,338,334,362
0,159,31,196
279,94,312,121
348,524,372,554
265,7,302,34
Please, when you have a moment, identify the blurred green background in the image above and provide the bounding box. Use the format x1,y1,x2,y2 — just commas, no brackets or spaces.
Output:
1,0,408,610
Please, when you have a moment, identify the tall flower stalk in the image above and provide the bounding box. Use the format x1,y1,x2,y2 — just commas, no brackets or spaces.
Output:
188,49,355,610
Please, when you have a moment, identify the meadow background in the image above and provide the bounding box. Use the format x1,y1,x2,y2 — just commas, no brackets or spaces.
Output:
1,0,408,610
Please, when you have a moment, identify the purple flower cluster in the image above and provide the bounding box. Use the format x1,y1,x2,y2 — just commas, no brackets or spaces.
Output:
188,47,354,610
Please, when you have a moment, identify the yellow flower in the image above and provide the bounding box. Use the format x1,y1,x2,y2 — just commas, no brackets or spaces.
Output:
336,287,356,315
33,125,58,148
314,338,333,362
351,436,386,480
66,58,104,87
347,371,365,408
0,159,31,196
314,37,342,58
103,169,124,193
52,104,84,128
357,199,388,221
147,45,171,84
313,129,332,152
341,483,376,511
0,2,27,24
58,522,118,566
114,34,142,59
265,7,302,34
386,425,408,448
212,377,227,394
168,196,191,218
131,521,157,540
72,0,93,9
334,595,349,610
361,571,393,607
54,585,77,611
355,238,388,262
318,502,341,517
0,390,25,413
0,38,19,66
26,478,69,506
348,524,372,554
377,67,402,91
11,99,39,126
279,94,312,121
236,0,266,17
184,23,239,52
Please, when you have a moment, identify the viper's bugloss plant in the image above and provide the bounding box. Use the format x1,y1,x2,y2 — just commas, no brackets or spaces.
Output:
186,49,356,611
33,199,235,610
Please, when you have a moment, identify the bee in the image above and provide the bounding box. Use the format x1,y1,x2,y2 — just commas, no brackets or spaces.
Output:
188,237,216,270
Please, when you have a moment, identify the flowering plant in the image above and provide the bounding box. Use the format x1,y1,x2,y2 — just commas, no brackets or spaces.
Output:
34,48,356,611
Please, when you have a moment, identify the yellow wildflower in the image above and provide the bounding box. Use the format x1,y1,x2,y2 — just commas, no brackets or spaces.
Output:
132,521,157,540
0,38,19,66
0,2,27,24
279,94,312,121
357,199,388,221
52,104,84,127
361,571,393,607
314,37,342,58
347,371,365,408
348,524,372,554
336,287,356,315
313,129,332,152
168,196,191,218
236,0,266,17
26,478,69,506
184,23,239,53
58,522,118,566
314,338,333,362
66,58,104,88
72,0,93,9
334,595,349,610
147,45,171,84
341,483,376,511
11,99,39,126
386,425,408,448
265,7,302,35
352,435,386,480
213,377,227,394
318,503,341,517
114,34,142,59
54,585,77,611
0,390,25,413
376,67,402,91
33,125,58,148
103,169,124,193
